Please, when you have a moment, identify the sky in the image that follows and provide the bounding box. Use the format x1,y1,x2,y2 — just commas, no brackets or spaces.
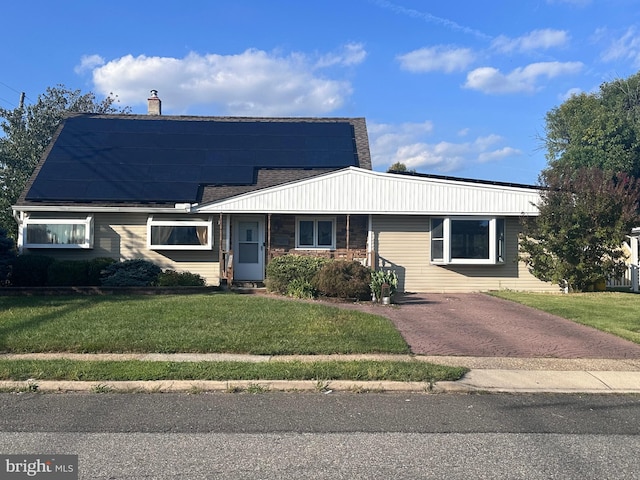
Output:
2,0,640,185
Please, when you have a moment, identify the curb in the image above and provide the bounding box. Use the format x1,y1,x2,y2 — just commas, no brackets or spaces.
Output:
0,379,461,394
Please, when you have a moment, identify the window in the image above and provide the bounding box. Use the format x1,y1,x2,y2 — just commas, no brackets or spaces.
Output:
296,217,336,249
147,216,213,250
431,217,505,265
23,216,93,249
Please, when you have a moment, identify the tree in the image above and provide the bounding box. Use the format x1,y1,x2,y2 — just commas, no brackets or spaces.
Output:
387,162,415,173
0,85,130,237
543,72,640,178
520,166,640,292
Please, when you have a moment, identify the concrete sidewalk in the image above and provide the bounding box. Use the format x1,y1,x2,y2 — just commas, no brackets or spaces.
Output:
2,353,640,394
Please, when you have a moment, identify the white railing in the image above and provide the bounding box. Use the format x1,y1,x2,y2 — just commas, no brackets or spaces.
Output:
607,264,638,291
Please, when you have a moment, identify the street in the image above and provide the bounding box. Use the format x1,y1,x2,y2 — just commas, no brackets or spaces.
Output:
1,393,639,479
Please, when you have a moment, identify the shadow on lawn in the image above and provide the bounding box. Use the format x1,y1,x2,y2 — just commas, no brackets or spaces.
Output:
0,295,151,352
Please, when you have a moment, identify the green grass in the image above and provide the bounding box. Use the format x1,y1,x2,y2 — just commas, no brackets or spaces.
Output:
490,291,640,344
0,294,409,354
0,359,467,382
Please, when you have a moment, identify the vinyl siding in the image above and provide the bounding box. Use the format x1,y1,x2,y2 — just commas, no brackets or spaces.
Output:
373,215,557,293
22,213,221,286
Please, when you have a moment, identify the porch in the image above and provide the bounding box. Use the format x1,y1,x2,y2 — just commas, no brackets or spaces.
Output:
219,213,370,284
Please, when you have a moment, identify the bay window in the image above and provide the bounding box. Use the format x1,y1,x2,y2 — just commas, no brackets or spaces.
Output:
431,217,505,265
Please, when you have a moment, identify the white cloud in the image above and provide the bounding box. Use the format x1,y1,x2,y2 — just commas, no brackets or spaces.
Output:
492,29,570,53
368,122,521,172
559,87,583,101
600,26,640,67
464,61,583,94
315,42,367,68
74,54,105,74
88,46,363,115
397,46,475,73
478,147,522,163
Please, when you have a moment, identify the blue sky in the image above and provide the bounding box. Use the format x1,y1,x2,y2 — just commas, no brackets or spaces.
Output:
2,0,640,185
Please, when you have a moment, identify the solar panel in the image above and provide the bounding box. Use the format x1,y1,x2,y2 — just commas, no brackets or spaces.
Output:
25,116,359,203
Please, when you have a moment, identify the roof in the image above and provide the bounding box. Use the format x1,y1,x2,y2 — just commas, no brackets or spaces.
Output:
195,167,541,216
17,114,371,207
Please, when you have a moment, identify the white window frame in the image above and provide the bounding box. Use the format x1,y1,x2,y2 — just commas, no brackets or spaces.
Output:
430,217,505,265
295,216,336,250
22,216,93,249
147,216,213,251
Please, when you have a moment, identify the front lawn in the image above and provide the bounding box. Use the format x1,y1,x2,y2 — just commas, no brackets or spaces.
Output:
490,291,640,344
0,294,409,354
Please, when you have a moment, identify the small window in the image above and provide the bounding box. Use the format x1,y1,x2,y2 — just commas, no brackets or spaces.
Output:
148,216,213,250
296,217,336,249
23,216,93,249
431,217,505,265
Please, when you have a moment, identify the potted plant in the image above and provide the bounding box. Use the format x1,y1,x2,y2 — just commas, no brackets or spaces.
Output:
369,269,398,303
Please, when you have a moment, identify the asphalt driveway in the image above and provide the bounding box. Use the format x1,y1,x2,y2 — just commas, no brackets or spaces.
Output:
343,293,640,359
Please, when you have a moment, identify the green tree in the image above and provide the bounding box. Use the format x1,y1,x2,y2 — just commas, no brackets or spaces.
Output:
387,162,415,173
520,167,640,292
0,85,130,237
544,72,640,177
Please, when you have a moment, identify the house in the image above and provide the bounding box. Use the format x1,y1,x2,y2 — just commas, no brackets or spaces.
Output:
12,94,556,292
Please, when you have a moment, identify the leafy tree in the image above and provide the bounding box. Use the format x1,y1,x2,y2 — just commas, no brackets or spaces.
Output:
543,72,640,177
387,162,415,173
520,167,640,291
0,85,130,237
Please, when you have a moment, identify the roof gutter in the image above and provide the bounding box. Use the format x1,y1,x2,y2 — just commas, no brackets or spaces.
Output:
12,204,195,215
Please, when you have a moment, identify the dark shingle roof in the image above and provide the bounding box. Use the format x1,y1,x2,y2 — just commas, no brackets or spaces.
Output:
19,114,371,207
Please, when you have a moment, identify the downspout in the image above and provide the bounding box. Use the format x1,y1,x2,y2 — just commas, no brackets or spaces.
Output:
367,214,374,268
12,209,25,254
267,214,272,264
218,213,224,283
346,214,350,254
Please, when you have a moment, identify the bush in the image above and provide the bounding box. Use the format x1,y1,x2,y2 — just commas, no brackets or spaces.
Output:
156,270,206,286
285,278,316,299
47,260,89,286
11,254,55,287
87,257,118,286
0,228,16,286
100,259,162,286
313,260,371,300
265,255,329,295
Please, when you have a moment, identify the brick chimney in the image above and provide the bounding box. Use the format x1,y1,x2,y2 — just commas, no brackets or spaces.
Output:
148,90,161,115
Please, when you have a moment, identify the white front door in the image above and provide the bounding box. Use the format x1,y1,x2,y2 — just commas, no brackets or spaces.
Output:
233,217,265,281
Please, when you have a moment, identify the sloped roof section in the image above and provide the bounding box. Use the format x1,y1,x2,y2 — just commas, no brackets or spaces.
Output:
20,114,371,205
196,167,541,216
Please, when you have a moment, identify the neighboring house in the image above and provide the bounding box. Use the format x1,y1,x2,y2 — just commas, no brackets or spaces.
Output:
12,94,556,292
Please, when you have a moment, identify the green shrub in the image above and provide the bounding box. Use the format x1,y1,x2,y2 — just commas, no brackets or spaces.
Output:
156,270,206,286
286,278,316,299
47,260,89,286
265,255,329,295
313,260,371,300
0,228,16,286
100,259,162,287
11,254,55,287
87,257,118,286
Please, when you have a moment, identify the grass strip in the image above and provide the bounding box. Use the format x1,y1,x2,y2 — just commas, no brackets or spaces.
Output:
0,294,409,354
0,359,467,383
490,291,640,344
